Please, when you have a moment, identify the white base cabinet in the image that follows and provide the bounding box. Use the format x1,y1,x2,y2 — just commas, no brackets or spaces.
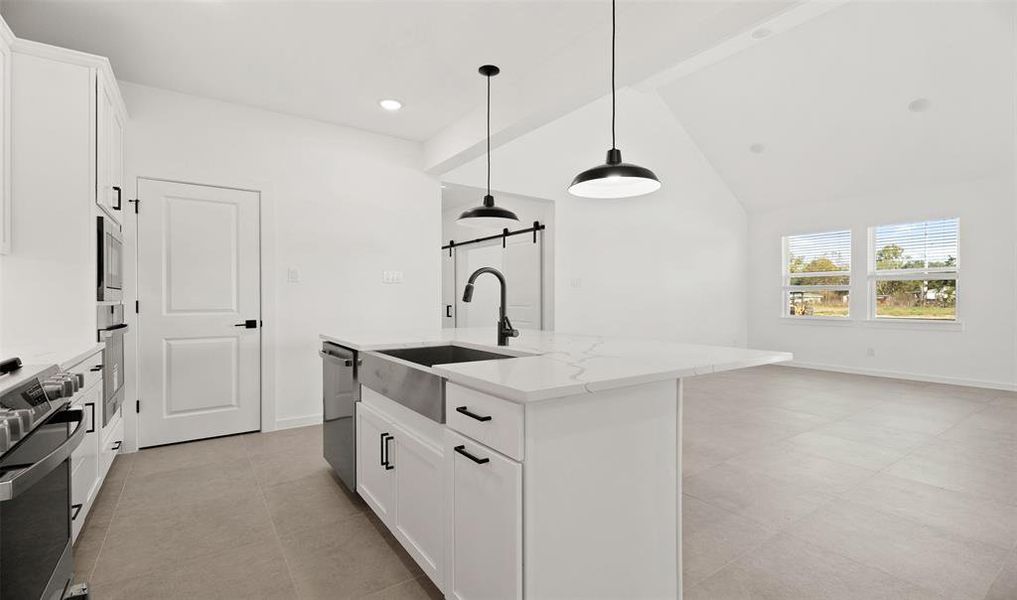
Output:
446,430,522,600
70,382,101,541
356,398,445,589
67,348,124,543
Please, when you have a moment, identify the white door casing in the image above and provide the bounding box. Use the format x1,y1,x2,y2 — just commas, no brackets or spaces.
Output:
137,179,261,447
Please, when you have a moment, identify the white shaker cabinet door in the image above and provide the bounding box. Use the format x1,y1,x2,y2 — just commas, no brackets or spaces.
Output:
447,431,522,600
357,403,396,524
392,423,444,588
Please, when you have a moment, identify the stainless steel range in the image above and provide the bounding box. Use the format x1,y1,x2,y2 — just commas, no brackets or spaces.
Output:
0,359,87,600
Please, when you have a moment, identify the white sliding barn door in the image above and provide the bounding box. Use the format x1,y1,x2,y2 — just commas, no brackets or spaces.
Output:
137,179,261,447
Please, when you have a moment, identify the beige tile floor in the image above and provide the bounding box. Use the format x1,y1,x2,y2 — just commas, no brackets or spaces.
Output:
74,365,1017,599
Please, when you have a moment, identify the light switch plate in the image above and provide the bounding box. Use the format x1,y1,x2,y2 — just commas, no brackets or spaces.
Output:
286,268,300,283
382,270,404,284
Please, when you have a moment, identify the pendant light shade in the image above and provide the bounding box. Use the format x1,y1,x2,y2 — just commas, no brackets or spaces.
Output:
568,0,660,199
568,148,661,198
458,65,520,228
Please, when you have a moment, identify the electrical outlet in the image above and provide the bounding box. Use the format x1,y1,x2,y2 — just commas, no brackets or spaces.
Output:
382,270,404,284
286,268,300,284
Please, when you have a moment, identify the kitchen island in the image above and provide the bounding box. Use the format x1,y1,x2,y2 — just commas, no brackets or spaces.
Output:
320,328,790,600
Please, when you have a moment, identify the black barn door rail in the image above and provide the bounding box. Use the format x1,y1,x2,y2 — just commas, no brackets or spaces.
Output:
443,221,545,256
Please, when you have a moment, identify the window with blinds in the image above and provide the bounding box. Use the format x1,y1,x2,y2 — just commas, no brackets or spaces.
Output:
782,230,851,318
870,218,959,320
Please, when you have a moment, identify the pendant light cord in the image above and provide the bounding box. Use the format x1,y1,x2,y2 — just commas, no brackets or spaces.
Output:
611,0,616,151
487,72,492,196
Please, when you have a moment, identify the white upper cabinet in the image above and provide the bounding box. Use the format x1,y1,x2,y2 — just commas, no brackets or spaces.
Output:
96,73,126,225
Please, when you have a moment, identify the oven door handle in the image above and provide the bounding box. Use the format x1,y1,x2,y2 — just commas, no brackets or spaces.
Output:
0,408,86,501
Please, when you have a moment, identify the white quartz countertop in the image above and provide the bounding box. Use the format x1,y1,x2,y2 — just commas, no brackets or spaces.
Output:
321,328,791,403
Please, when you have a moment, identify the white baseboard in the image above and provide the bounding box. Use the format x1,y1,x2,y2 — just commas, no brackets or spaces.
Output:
780,361,1017,392
274,413,323,431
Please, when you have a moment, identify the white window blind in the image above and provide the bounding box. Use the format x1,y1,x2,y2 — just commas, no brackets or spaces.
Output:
782,230,851,318
872,219,959,277
870,218,958,321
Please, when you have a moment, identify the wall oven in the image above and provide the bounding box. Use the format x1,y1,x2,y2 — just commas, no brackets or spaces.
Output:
0,363,86,600
96,216,123,303
97,305,127,426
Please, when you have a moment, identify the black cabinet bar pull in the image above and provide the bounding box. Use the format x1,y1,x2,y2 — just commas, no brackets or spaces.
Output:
112,441,122,451
446,305,453,318
112,186,122,211
234,319,258,329
90,365,103,372
71,503,83,520
456,406,492,422
379,432,386,467
383,434,394,470
454,445,490,465
85,402,95,434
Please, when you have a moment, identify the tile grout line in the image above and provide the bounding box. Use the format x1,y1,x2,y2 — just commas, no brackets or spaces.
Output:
357,575,428,599
83,454,135,584
245,444,303,599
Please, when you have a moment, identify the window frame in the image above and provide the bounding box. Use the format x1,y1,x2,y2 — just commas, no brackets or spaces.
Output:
780,229,852,321
866,218,960,323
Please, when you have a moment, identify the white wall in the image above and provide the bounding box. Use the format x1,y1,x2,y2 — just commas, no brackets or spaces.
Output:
121,82,440,431
747,175,1017,389
444,88,749,347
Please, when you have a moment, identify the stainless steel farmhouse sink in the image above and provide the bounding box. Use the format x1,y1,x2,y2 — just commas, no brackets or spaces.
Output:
359,345,516,423
379,345,516,368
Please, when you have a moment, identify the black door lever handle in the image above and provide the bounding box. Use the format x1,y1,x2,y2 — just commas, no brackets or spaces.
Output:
234,320,258,329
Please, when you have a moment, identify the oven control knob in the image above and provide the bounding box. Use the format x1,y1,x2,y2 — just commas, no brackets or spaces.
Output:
42,380,66,399
12,409,33,433
0,419,10,454
0,410,23,442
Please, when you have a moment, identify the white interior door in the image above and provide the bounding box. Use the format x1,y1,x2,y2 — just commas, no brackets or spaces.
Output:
137,179,261,447
455,236,542,330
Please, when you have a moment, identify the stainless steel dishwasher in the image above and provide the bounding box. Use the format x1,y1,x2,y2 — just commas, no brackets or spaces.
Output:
320,342,358,493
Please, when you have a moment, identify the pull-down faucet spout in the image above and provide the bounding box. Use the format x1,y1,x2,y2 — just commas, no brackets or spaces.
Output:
462,267,519,346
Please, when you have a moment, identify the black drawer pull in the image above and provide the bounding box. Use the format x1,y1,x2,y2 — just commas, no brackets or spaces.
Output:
71,503,83,520
383,434,394,470
111,441,122,451
454,445,489,465
85,403,95,434
112,186,122,211
90,365,103,372
456,406,492,422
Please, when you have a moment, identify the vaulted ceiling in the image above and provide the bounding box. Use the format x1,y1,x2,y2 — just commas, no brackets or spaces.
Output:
659,1,1015,212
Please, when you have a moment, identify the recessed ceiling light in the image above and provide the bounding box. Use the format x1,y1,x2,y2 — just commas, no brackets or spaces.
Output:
907,97,931,113
751,28,772,40
749,143,766,154
379,99,403,111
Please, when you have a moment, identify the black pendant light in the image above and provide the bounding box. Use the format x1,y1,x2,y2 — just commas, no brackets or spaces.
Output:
458,65,520,228
568,0,661,199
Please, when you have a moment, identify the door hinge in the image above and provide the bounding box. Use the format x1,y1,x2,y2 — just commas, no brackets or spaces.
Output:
135,300,139,314
128,198,140,214
136,399,140,413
